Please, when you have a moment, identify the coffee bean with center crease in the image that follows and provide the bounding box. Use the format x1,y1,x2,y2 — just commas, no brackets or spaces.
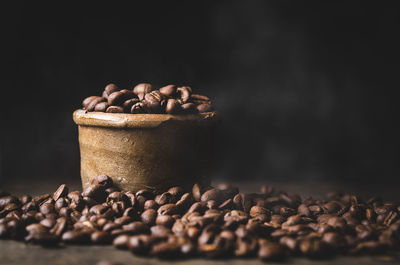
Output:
176,86,192,103
130,102,147,114
133,83,152,100
53,184,69,201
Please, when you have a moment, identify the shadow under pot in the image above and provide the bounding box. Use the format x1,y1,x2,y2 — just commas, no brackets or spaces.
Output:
73,109,218,193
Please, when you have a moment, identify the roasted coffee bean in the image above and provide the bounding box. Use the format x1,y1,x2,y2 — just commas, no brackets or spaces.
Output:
141,209,157,225
130,102,147,113
176,86,192,103
249,206,270,218
133,83,152,100
156,215,175,228
82,184,107,202
158,204,180,216
113,234,130,249
299,239,328,258
201,189,222,204
0,223,9,238
94,102,110,112
53,184,68,201
39,203,56,215
82,96,99,109
40,218,56,229
62,230,90,244
135,189,154,200
192,184,203,202
159,85,176,97
122,98,139,112
197,103,213,113
50,217,67,236
107,91,126,106
191,94,210,102
20,194,32,204
165,99,181,114
102,83,119,98
144,91,164,113
86,97,107,112
122,221,150,235
181,103,197,113
128,234,154,255
144,200,158,210
106,106,124,113
151,242,181,259
258,241,285,261
91,231,112,244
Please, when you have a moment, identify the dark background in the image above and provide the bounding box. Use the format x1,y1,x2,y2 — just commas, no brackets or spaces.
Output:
2,1,400,186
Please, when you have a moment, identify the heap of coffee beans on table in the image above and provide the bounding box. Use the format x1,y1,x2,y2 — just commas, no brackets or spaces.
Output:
82,83,213,114
1,176,399,261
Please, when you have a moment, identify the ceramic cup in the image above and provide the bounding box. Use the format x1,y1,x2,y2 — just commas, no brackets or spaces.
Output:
73,110,218,192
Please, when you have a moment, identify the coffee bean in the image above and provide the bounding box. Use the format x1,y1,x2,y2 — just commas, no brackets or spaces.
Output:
158,204,180,216
151,241,181,259
53,184,69,201
176,86,192,103
86,97,107,112
122,221,150,235
165,99,182,114
299,239,327,258
196,103,213,113
141,209,157,225
82,96,98,109
82,184,107,202
91,231,112,244
106,106,124,113
128,234,154,255
159,85,176,97
201,189,222,204
94,102,110,112
40,203,56,215
20,194,32,204
155,215,175,228
130,102,147,113
133,83,152,100
258,241,285,261
102,84,119,98
113,234,130,249
0,223,9,238
62,230,90,244
122,98,139,112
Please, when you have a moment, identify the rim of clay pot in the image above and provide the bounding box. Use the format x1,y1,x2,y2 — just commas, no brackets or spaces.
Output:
73,109,218,128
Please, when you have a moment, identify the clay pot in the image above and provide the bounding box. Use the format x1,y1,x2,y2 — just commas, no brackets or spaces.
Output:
73,110,218,192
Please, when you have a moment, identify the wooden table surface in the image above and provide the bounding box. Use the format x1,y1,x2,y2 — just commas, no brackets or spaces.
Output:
1,178,399,265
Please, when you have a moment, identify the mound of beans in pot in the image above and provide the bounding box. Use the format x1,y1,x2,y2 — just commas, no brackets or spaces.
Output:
82,83,213,114
1,176,400,261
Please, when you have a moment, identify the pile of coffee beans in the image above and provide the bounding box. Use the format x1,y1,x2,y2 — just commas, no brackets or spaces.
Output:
82,83,213,114
1,176,399,261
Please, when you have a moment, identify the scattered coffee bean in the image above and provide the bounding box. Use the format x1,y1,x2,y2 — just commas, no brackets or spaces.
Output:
1,179,399,261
